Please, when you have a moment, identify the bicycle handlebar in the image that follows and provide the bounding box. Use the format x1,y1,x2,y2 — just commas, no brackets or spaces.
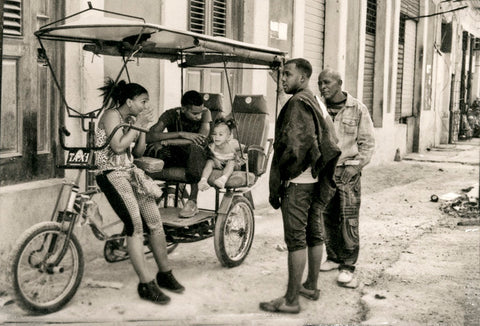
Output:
59,123,149,151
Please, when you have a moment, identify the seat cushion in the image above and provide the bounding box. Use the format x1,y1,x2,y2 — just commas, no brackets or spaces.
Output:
208,169,256,188
147,167,188,183
134,157,165,174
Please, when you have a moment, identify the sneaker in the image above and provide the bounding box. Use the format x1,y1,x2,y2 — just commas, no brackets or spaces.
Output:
179,200,199,218
338,277,359,289
337,270,354,283
137,280,170,304
320,260,340,271
156,270,185,293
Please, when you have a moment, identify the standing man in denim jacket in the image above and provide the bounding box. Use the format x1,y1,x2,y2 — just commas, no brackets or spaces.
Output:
317,68,375,288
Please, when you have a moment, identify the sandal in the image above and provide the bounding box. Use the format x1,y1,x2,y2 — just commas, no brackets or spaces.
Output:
259,297,300,314
299,283,320,301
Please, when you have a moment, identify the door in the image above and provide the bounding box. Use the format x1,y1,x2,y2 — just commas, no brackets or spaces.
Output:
1,0,64,186
396,15,417,121
304,0,325,91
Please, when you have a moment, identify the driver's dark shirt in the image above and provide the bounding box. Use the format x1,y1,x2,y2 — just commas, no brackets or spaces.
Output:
157,107,211,133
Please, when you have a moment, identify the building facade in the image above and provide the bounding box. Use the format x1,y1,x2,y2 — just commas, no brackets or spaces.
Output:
1,0,479,250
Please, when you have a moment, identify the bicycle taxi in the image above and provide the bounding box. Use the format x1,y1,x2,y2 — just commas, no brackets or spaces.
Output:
9,4,285,314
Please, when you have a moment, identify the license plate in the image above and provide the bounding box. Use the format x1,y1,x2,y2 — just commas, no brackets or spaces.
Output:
66,149,91,166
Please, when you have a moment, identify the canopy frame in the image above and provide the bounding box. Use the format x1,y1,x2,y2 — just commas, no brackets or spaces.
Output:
35,2,285,123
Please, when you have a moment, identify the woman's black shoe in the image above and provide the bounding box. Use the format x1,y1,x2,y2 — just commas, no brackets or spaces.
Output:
156,270,185,293
138,280,171,304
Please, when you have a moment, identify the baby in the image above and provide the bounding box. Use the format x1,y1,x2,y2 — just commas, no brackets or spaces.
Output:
198,118,245,190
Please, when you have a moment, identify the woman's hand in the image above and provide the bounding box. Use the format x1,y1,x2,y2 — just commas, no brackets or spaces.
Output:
135,108,154,128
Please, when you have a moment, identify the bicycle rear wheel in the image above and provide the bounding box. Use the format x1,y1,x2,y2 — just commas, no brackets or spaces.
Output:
10,221,84,314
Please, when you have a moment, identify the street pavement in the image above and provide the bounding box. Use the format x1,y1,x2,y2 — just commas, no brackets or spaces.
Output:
0,139,479,325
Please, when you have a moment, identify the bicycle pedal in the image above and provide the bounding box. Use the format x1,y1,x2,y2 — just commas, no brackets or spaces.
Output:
113,249,128,257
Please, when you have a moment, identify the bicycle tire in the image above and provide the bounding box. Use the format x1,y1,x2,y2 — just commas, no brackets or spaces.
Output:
214,196,255,267
10,221,84,314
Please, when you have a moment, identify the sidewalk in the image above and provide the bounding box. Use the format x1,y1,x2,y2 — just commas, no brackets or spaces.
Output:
403,138,480,166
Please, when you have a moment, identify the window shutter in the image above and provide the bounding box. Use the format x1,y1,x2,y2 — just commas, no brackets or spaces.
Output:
3,0,22,36
212,0,226,36
189,0,226,37
190,0,205,34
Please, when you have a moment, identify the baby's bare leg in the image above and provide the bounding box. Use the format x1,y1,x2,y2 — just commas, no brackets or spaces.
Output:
214,160,236,189
199,160,214,191
222,160,236,179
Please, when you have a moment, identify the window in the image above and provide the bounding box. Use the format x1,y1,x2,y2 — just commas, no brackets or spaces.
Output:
189,0,226,36
3,0,22,36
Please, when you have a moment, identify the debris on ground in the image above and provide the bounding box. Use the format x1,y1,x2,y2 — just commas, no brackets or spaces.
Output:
275,243,288,252
84,279,124,289
439,185,479,222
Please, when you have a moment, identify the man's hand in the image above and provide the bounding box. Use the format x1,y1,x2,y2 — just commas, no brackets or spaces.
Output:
180,132,207,146
269,195,281,210
340,165,360,183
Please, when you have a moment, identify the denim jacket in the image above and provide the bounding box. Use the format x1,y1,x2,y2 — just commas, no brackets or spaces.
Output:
324,92,375,169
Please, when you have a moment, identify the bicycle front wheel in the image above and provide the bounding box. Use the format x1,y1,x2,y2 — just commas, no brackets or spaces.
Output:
10,221,84,314
214,196,255,267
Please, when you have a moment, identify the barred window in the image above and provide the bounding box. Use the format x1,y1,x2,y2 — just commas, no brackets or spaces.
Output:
189,0,226,37
3,0,22,36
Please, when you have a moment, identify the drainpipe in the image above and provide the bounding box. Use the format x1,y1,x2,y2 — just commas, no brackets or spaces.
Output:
448,73,455,144
0,0,4,136
458,31,468,139
466,34,473,107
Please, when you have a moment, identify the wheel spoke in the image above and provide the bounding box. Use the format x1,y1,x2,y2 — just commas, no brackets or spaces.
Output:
12,222,83,312
224,201,252,259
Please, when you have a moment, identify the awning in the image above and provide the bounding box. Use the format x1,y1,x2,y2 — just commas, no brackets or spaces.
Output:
35,9,286,68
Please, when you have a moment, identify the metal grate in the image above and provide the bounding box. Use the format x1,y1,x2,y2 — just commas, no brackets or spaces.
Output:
366,0,376,36
3,0,22,36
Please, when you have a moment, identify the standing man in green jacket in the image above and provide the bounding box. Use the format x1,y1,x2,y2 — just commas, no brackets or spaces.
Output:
318,68,375,288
